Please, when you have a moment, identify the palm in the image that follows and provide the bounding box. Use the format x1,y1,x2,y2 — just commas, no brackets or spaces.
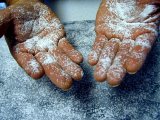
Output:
88,0,159,86
2,0,83,90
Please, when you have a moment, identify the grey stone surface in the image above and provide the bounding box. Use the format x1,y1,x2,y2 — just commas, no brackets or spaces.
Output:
0,21,160,120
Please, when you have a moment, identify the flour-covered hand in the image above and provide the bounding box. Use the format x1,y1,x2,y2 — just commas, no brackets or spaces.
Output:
0,0,83,90
88,0,159,87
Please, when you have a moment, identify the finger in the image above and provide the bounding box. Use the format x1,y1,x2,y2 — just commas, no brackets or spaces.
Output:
0,7,11,37
107,39,134,87
139,4,159,22
58,38,83,64
51,48,83,80
131,23,157,40
94,38,120,82
88,35,108,66
144,13,160,23
35,52,73,90
126,32,157,74
127,4,159,23
12,46,44,79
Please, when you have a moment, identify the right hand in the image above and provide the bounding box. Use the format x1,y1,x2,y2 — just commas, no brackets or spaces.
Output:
0,0,83,90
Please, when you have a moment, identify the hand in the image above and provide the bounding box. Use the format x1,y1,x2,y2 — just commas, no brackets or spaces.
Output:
0,0,83,90
88,0,159,87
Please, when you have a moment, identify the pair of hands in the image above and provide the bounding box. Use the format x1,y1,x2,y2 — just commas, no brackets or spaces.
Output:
0,0,159,90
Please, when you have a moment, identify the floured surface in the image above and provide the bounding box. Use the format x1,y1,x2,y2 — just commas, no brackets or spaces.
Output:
0,21,160,120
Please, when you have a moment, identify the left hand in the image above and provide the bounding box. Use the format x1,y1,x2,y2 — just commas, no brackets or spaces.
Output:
88,0,159,87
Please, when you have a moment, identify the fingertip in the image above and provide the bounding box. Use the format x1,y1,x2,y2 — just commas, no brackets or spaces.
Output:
69,51,83,64
76,53,83,64
13,51,44,80
51,75,73,91
62,85,73,91
29,70,44,80
73,68,84,81
58,38,83,64
88,51,99,66
24,58,45,79
53,74,73,91
88,35,108,66
107,76,121,87
107,66,126,87
125,57,141,74
94,68,107,82
52,48,83,81
94,73,106,82
107,78,121,87
37,54,73,90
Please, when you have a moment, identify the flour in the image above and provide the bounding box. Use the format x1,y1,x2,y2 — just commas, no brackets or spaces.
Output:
27,59,40,73
135,38,151,48
109,64,125,79
23,23,62,53
99,57,112,69
107,56,126,81
107,0,136,20
89,50,98,61
105,18,157,39
17,2,63,53
104,0,157,39
38,53,56,65
22,20,34,34
140,5,157,18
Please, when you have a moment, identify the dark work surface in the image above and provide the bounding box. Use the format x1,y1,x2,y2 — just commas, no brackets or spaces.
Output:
0,21,160,120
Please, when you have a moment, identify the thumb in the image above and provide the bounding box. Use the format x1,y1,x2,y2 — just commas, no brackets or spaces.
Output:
0,7,12,38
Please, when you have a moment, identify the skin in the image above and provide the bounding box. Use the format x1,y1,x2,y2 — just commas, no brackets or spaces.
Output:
0,0,159,90
88,0,160,87
0,0,83,90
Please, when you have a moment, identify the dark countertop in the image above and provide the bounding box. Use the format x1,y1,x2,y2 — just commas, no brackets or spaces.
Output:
0,21,160,120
